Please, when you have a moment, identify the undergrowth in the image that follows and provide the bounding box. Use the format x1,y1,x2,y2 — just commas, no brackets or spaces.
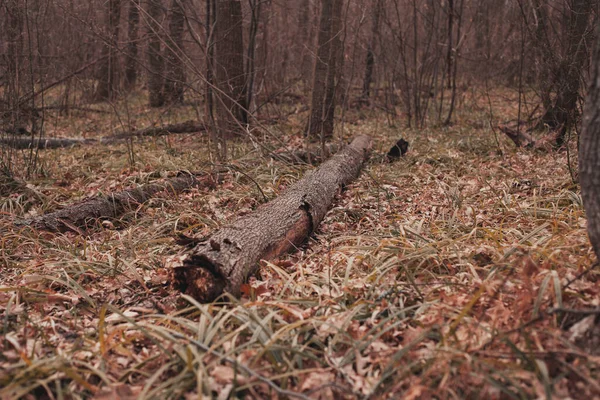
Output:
0,89,598,399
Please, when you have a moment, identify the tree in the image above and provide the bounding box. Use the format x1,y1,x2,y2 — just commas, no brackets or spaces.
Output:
580,21,600,260
213,0,248,138
125,0,141,89
539,0,593,146
360,0,381,104
164,0,186,104
148,0,165,107
322,0,343,138
96,0,122,101
307,0,343,141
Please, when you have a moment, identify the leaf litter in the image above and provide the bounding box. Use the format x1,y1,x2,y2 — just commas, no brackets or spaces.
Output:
0,93,598,399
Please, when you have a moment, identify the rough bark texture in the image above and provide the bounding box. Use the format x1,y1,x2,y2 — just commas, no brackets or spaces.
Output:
170,135,372,302
17,173,216,233
214,0,248,137
148,0,165,107
307,0,333,138
580,22,600,259
125,0,141,89
164,0,186,104
96,0,122,101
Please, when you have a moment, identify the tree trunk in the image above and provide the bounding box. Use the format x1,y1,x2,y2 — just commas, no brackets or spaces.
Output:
17,173,217,233
446,0,454,89
164,0,186,104
361,0,381,104
580,22,600,260
96,0,122,101
214,0,248,139
170,135,372,302
148,0,165,107
307,0,334,138
546,0,593,146
321,0,343,139
125,0,141,89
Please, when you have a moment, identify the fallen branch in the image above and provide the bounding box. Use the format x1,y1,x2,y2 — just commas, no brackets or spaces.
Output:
17,172,218,233
0,136,94,149
103,120,206,141
498,124,560,150
0,120,206,149
170,135,372,302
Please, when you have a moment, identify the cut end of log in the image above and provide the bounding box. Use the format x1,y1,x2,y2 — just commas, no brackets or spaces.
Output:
170,255,227,303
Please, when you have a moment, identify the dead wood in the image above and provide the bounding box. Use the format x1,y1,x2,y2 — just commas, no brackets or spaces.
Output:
102,120,206,141
498,124,561,150
0,136,95,149
170,135,372,302
17,172,218,233
0,121,205,149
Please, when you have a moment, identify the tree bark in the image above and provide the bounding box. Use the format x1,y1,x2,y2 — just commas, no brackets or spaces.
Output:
321,0,343,139
17,173,217,233
125,0,141,89
214,0,248,139
307,0,334,138
148,0,165,107
96,0,122,101
360,0,381,104
170,135,372,302
580,22,600,260
164,0,186,104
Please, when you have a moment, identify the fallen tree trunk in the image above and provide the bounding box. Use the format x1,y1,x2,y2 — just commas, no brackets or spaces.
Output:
102,120,205,141
170,135,372,302
1,121,205,149
17,172,218,233
0,136,94,149
498,124,561,150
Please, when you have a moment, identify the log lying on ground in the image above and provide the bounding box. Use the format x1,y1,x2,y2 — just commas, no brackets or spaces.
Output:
1,121,205,149
170,135,372,302
498,124,561,150
17,172,218,233
0,136,94,149
102,120,205,141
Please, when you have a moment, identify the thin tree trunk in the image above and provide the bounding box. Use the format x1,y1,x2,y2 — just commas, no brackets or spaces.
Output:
580,21,600,260
446,0,454,89
245,0,261,114
164,0,186,104
125,0,140,89
307,0,333,138
360,0,381,105
96,0,122,101
148,0,165,107
321,0,343,139
547,0,593,146
214,0,248,140
170,135,372,302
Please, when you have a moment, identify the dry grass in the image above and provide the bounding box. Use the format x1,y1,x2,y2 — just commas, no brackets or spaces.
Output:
1,89,599,399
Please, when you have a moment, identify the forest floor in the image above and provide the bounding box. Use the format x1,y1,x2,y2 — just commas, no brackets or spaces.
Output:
1,89,599,399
